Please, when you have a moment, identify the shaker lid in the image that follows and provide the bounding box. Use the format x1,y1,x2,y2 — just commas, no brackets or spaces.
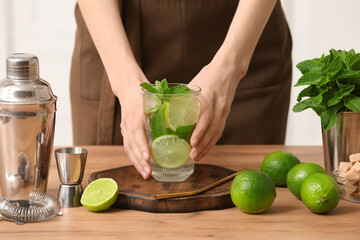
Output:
0,53,57,104
7,53,39,80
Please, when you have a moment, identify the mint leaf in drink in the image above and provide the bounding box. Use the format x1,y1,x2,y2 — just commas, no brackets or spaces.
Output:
151,104,172,139
140,82,158,93
155,80,162,93
143,78,192,95
160,79,169,93
167,85,191,95
154,79,169,94
155,79,191,95
176,124,196,142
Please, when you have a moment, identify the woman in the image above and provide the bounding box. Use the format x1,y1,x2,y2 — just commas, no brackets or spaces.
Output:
70,0,292,179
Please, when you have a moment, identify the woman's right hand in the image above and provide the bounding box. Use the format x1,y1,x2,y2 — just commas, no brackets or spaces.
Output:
78,0,151,179
113,69,151,180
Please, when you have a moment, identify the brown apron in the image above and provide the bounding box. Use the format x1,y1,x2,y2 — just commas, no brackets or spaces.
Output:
70,0,292,145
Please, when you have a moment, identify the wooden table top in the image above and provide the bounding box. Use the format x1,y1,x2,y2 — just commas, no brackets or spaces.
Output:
1,145,359,239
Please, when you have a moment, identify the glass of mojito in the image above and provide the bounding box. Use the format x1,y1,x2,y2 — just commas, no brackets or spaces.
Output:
141,79,201,182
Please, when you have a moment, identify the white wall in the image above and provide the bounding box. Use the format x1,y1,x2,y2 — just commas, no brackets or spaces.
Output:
0,0,76,146
0,0,359,146
282,0,360,145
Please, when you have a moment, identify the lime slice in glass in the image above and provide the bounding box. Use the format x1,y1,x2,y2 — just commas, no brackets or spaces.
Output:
151,134,191,169
80,178,119,212
164,95,200,132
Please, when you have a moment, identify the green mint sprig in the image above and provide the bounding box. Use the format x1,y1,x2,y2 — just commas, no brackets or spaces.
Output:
175,124,196,142
150,104,172,139
293,49,360,130
140,78,191,96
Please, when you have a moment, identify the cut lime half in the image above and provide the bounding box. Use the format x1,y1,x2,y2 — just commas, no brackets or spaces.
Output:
164,95,200,132
150,134,191,169
80,178,119,212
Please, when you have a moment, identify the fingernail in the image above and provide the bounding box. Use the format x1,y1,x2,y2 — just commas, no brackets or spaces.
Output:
191,150,198,160
142,151,149,160
191,138,199,146
144,167,150,175
141,171,147,179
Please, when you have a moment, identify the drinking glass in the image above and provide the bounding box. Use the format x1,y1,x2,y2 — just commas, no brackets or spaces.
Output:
142,83,201,182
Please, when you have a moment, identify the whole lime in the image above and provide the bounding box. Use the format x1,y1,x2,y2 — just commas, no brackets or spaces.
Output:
261,151,300,187
287,162,325,199
230,169,276,214
301,173,340,214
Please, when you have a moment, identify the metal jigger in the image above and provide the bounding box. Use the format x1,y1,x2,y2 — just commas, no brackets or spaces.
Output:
55,147,88,208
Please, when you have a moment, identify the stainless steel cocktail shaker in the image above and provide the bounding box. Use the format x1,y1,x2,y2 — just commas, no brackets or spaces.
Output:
0,53,57,200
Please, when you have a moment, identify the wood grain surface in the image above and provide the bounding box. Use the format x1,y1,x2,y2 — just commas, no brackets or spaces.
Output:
89,164,236,212
1,145,360,240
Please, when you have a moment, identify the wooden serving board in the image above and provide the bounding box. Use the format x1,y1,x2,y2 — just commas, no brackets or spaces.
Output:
89,164,237,213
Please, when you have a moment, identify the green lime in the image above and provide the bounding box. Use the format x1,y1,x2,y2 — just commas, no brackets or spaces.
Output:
230,169,276,214
164,95,200,132
150,134,191,169
287,162,325,199
261,151,300,187
301,173,340,214
80,178,119,212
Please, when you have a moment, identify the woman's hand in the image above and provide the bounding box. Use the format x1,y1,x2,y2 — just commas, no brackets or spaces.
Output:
78,0,153,179
188,0,277,161
114,68,151,180
189,60,245,162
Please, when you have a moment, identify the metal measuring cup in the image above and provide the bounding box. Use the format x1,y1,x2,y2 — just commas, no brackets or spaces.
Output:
55,147,87,208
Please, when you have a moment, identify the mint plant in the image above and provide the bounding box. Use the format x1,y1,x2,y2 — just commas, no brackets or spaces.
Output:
293,49,360,130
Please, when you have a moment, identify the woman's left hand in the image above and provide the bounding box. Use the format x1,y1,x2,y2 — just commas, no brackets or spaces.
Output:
189,60,245,162
187,0,277,162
